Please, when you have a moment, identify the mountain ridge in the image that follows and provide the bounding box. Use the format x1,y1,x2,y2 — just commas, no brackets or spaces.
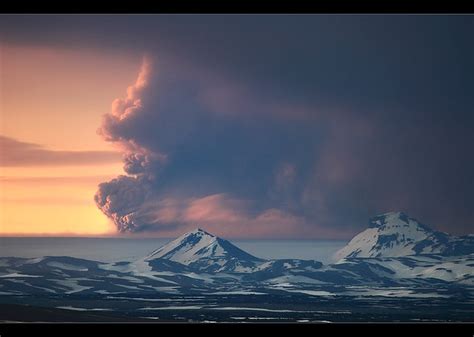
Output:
334,211,474,260
143,228,263,273
1,215,474,300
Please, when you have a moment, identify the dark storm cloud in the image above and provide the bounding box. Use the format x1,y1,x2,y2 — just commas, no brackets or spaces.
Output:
3,15,474,236
92,59,320,236
2,15,473,115
0,135,120,166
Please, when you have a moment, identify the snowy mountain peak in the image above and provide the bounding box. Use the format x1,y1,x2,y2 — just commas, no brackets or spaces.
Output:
334,212,474,261
187,227,215,237
144,228,261,266
369,211,411,227
367,212,432,231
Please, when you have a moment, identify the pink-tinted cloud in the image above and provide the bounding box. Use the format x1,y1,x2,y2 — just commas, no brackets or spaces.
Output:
0,135,120,167
97,58,167,177
140,193,316,239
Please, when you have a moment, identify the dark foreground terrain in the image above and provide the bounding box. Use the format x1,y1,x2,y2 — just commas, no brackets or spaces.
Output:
1,292,473,323
0,303,153,322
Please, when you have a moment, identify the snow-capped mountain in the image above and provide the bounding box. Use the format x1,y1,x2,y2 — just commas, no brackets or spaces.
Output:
334,211,474,260
1,222,474,302
144,228,263,272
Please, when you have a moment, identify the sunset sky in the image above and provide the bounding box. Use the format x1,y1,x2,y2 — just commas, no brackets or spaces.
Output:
1,15,474,238
0,44,138,235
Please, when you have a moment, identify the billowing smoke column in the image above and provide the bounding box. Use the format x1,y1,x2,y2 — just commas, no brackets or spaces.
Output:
95,59,163,233
95,175,151,232
94,58,314,236
94,55,474,238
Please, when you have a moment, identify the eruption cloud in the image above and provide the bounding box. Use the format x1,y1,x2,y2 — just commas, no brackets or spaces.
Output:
94,58,311,236
95,55,474,238
95,58,162,233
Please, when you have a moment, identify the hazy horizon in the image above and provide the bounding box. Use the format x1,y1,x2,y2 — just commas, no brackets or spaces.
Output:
0,237,347,264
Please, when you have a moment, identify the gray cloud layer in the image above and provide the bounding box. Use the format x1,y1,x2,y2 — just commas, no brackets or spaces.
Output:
0,135,121,167
2,15,473,236
94,54,474,237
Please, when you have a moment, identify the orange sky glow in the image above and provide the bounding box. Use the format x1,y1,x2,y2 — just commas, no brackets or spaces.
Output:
0,43,141,235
